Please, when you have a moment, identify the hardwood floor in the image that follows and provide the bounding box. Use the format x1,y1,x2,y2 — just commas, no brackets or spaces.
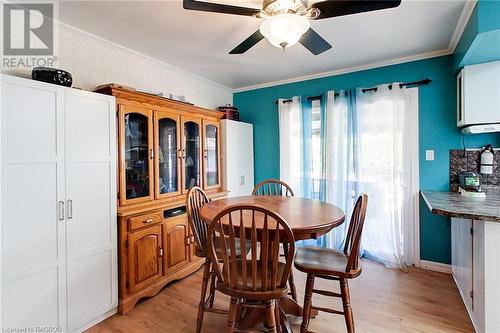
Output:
87,260,474,333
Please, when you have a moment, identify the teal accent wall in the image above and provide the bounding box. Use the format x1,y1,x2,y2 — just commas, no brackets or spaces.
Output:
234,55,500,264
477,0,500,33
454,0,500,68
453,4,479,68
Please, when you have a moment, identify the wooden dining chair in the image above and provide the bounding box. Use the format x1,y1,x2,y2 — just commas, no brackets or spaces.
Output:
294,193,368,333
252,179,298,303
252,179,295,197
207,204,296,333
186,186,227,333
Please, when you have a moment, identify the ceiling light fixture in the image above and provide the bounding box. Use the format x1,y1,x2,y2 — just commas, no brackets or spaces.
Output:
259,13,310,51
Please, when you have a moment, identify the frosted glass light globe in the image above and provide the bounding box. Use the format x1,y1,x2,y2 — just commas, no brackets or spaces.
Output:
259,14,310,49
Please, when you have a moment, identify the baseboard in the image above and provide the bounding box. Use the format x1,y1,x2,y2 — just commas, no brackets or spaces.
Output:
419,260,452,274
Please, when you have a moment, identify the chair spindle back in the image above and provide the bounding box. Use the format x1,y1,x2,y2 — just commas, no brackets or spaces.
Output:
207,204,295,293
252,179,294,197
343,193,368,273
186,186,210,256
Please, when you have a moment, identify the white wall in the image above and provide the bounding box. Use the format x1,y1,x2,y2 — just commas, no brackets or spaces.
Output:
2,23,233,109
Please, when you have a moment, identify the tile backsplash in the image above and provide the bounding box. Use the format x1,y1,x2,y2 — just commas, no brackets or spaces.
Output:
450,149,500,192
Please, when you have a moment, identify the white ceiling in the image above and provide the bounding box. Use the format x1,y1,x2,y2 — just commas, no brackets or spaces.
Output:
59,0,468,90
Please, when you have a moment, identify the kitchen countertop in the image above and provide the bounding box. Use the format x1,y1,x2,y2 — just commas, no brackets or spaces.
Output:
421,190,500,222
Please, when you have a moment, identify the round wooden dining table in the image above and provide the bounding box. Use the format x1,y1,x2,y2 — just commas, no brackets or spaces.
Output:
199,195,345,333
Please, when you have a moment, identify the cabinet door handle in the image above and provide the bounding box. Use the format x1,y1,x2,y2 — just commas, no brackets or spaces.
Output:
67,199,73,219
186,236,191,245
159,248,164,257
58,201,65,221
150,148,155,160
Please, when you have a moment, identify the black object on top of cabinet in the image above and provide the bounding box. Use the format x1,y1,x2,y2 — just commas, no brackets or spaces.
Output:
32,67,72,87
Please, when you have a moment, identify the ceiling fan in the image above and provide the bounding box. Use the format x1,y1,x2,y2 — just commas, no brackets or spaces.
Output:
183,0,402,55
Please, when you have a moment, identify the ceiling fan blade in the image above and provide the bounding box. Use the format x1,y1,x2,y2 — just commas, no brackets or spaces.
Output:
183,0,261,16
311,0,402,20
229,30,265,54
299,28,332,55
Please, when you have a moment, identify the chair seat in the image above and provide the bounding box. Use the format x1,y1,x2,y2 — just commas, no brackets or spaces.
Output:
294,246,361,278
218,260,287,300
196,237,251,258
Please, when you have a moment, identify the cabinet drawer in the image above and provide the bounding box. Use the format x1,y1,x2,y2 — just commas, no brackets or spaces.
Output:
128,212,163,231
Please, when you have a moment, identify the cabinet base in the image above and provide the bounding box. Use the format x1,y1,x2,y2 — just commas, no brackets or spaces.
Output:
118,258,204,314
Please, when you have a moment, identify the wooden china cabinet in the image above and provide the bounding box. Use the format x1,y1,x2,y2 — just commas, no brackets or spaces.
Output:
96,86,226,314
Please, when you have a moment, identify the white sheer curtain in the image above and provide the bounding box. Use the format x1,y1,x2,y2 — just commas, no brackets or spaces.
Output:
323,90,356,250
278,97,304,196
322,86,419,269
354,85,418,269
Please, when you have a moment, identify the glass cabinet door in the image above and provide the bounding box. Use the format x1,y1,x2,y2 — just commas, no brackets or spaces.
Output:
155,112,181,198
203,120,220,190
119,106,154,205
181,118,201,193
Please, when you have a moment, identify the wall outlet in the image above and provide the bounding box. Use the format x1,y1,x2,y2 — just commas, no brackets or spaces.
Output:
426,150,435,161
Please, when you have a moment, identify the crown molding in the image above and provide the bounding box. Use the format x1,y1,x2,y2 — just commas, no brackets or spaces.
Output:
448,0,477,52
234,48,452,92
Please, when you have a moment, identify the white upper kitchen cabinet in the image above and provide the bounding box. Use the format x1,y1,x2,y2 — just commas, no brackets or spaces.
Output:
221,119,254,197
457,60,500,127
1,74,117,332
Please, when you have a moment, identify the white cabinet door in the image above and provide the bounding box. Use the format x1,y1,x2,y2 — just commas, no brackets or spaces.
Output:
451,218,459,277
221,120,254,197
238,156,254,196
1,76,67,330
238,122,254,196
463,61,500,125
473,220,485,333
460,218,473,312
64,90,117,332
451,218,473,313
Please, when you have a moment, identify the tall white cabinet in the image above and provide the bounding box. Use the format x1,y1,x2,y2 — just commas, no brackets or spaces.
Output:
1,74,118,332
221,119,254,197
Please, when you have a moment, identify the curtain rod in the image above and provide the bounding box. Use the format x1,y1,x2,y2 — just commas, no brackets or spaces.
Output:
275,93,339,104
274,78,432,103
306,94,322,101
363,78,432,93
